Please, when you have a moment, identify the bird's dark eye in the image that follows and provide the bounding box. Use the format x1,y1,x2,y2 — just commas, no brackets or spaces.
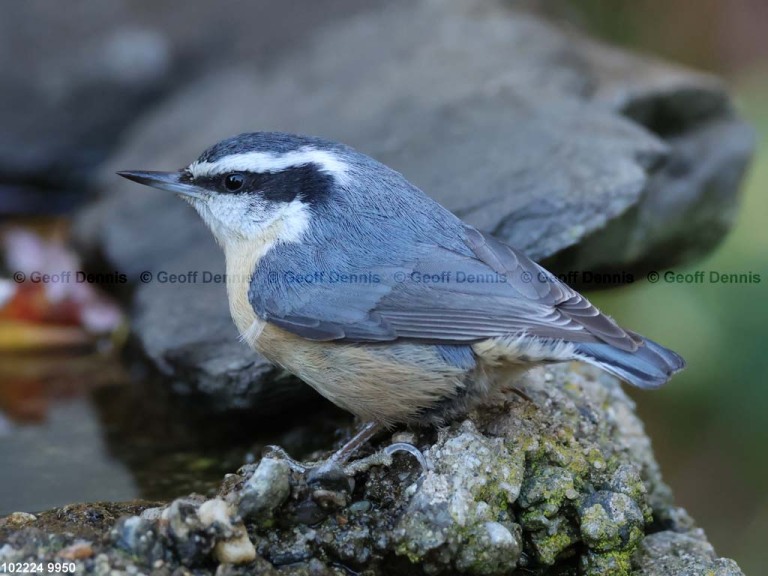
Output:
223,173,245,192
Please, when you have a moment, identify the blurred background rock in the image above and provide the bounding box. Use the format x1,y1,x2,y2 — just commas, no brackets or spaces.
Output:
548,1,768,572
0,0,765,573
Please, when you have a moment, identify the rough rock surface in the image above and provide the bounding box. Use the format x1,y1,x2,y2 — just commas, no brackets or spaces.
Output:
0,0,377,214
0,365,745,575
72,0,752,409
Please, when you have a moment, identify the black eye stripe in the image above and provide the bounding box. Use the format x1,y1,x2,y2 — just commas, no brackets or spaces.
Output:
193,164,333,204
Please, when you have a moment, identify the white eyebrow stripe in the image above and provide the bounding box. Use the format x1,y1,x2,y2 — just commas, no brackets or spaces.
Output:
188,148,349,181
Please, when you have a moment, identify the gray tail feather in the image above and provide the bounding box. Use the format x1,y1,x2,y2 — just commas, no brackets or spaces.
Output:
575,333,685,389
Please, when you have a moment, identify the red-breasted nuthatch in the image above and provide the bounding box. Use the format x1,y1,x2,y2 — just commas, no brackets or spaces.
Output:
119,132,684,466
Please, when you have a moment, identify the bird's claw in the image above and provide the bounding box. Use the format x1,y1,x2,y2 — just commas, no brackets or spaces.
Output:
342,442,429,476
262,444,310,474
384,442,430,471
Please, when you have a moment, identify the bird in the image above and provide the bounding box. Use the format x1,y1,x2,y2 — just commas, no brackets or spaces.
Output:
118,132,685,469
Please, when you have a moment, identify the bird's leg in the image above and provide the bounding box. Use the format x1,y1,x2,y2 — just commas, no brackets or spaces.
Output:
263,421,382,474
306,421,383,486
327,421,382,465
309,422,429,487
331,422,429,476
508,386,534,403
266,421,428,489
326,421,429,471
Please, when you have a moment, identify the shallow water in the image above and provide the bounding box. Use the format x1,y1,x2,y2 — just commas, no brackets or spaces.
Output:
0,395,137,515
0,352,349,515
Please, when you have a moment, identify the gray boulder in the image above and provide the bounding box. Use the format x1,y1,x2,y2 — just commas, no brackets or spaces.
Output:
0,0,376,213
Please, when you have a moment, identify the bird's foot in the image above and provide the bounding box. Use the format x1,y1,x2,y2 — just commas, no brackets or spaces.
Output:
261,445,312,474
263,422,429,489
343,442,429,475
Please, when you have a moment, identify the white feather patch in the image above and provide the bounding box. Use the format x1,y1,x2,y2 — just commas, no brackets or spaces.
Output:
473,332,577,366
188,147,348,181
239,318,266,347
276,199,312,244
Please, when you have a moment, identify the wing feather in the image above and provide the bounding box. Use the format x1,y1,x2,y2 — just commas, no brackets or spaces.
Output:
250,226,639,351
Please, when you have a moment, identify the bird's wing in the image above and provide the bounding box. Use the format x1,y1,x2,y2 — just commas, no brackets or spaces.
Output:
250,226,639,351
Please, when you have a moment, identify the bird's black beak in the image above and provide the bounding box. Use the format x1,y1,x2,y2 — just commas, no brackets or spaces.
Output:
117,170,204,199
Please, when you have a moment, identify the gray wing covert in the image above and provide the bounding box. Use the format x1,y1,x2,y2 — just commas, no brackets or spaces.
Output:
249,226,639,351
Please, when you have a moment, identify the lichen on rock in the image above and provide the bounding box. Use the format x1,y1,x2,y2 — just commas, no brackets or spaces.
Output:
393,420,525,575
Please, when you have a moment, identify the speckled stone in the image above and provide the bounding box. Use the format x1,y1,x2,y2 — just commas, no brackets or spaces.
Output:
236,458,292,521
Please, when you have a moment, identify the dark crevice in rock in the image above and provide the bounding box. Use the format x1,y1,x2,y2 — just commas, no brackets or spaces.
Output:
620,88,730,139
